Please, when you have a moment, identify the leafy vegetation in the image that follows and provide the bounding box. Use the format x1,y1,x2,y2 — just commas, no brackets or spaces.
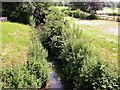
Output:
40,6,119,89
69,2,103,13
1,22,50,88
56,6,98,20
40,6,65,60
61,20,119,89
1,3,119,89
2,2,33,24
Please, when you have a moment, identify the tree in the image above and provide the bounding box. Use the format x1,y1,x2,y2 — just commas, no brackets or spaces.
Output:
2,2,33,24
70,1,104,13
85,2,103,13
70,2,87,11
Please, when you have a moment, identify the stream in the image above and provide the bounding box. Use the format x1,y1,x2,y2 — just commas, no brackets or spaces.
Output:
48,62,64,89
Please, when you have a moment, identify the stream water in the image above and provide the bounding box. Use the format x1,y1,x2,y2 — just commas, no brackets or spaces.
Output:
48,62,64,89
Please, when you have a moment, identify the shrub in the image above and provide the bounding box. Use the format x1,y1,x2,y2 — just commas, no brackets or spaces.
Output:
72,9,81,18
87,13,98,20
63,8,72,16
40,7,65,60
79,11,89,19
27,30,50,84
2,66,41,88
64,9,90,19
59,21,120,89
75,56,119,90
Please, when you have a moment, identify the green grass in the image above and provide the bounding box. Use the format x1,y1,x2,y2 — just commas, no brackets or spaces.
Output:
0,22,31,67
66,17,118,69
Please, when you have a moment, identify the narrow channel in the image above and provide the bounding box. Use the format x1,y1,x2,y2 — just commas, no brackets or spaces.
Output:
48,61,64,89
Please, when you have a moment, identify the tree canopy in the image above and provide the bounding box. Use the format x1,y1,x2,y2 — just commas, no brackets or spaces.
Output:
2,2,33,24
70,2,104,13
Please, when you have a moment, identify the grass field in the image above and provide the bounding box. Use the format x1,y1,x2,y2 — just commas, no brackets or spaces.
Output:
0,22,31,67
66,17,118,69
97,7,120,14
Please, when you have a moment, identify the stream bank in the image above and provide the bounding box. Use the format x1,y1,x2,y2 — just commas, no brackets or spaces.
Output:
45,55,75,90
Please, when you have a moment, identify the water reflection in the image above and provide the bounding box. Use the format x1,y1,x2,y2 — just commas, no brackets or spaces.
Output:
49,70,63,89
47,62,63,89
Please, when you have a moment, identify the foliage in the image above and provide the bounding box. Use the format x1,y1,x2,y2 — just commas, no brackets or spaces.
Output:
2,66,40,88
40,6,119,89
37,2,54,13
61,7,97,20
70,2,87,11
116,17,120,22
62,8,72,16
72,9,81,18
2,2,33,24
2,28,50,88
70,1,104,13
40,7,65,59
85,2,103,13
79,11,89,19
71,10,98,20
60,21,119,89
87,13,98,20
27,29,50,87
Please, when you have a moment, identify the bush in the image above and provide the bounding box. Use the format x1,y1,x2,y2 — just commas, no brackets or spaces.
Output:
59,21,120,89
63,9,92,20
2,66,41,88
79,11,89,19
72,9,81,18
65,9,87,19
87,13,98,20
2,29,50,88
27,29,50,87
41,7,65,60
63,8,72,16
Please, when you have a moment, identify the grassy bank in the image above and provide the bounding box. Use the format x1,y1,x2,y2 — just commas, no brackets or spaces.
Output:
66,17,118,68
1,22,31,67
1,22,50,88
